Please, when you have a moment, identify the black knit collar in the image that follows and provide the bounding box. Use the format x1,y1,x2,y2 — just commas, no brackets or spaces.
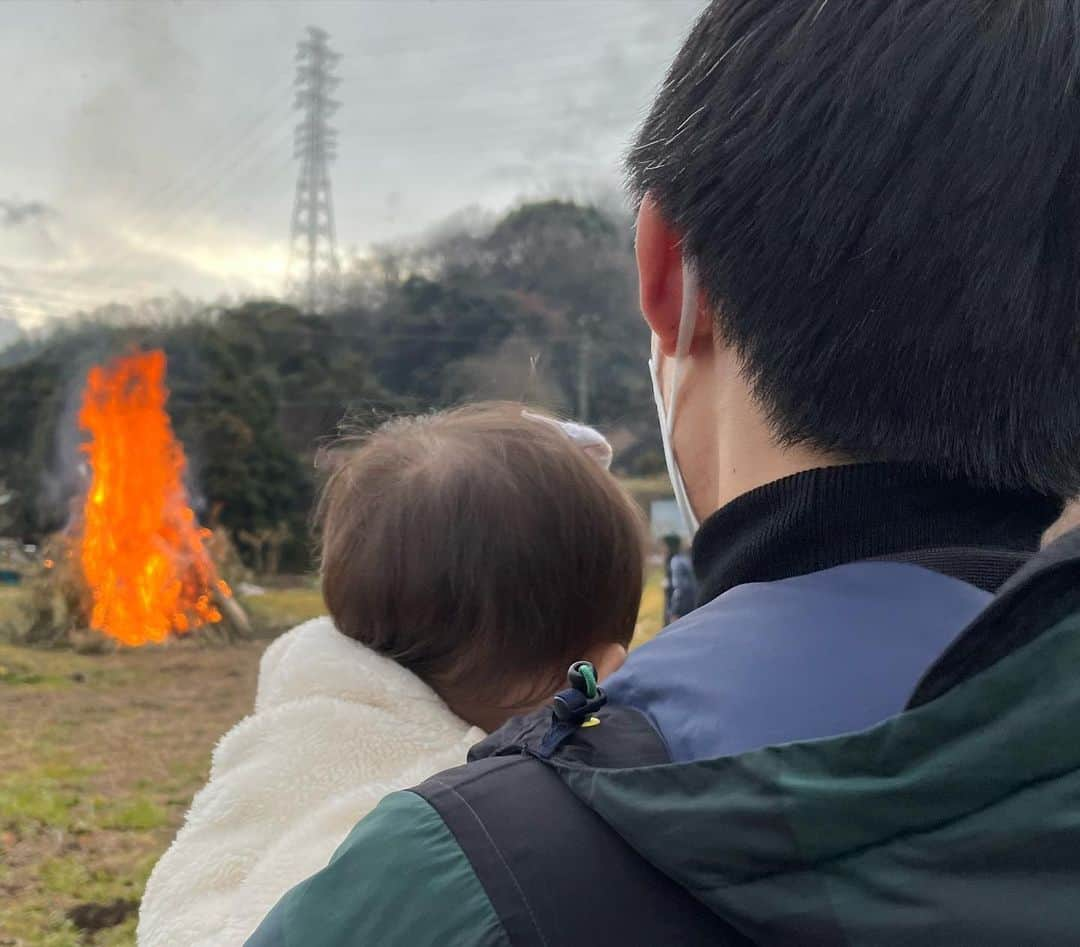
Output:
692,463,1063,602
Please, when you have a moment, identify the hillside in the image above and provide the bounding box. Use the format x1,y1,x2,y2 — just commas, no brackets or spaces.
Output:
0,200,661,569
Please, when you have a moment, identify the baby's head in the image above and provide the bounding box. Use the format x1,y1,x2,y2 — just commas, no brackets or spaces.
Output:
317,403,645,731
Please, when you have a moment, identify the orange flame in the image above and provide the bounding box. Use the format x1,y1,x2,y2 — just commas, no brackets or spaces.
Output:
75,350,230,646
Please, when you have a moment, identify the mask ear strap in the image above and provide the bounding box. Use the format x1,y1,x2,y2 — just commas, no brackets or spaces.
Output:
666,260,699,410
676,261,699,356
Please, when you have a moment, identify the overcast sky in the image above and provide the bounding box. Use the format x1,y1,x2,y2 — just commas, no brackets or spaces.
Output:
0,0,703,330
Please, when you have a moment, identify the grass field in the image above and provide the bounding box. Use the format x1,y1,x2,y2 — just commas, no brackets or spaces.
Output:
0,637,264,945
0,572,664,945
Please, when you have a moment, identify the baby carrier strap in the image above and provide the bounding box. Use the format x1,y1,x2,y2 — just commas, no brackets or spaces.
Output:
411,702,748,947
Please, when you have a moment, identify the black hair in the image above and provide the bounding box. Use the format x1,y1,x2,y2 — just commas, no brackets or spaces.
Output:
628,0,1080,496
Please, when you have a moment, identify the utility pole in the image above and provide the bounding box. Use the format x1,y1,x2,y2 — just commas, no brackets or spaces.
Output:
287,26,341,314
577,314,596,422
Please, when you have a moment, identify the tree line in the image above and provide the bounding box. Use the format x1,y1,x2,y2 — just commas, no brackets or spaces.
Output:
0,200,662,571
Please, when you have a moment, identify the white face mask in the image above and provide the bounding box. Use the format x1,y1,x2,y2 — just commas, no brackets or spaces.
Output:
649,260,700,536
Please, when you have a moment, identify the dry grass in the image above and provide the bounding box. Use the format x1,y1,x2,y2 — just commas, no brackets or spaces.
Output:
241,585,326,637
0,585,30,639
633,566,664,646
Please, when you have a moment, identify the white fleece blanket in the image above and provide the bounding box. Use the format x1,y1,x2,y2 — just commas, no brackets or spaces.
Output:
137,616,484,947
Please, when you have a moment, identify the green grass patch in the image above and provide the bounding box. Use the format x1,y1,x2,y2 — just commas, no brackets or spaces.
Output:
100,795,168,832
0,642,83,673
0,913,83,947
0,757,101,833
39,856,93,897
0,662,48,685
0,780,81,831
8,853,146,945
39,851,150,897
243,585,326,636
0,642,130,691
95,915,140,947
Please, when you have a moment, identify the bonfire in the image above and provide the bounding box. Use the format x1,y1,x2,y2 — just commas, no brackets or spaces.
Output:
70,349,240,646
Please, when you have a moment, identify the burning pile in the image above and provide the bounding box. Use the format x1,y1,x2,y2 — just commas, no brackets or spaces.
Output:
73,349,232,646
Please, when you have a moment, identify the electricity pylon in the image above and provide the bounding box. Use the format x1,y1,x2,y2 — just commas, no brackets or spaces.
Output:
287,26,341,314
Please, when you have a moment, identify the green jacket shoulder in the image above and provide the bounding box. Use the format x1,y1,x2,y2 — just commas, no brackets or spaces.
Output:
244,790,508,947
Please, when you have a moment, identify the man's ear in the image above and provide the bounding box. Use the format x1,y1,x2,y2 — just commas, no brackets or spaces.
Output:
636,194,712,357
636,193,684,356
587,641,628,682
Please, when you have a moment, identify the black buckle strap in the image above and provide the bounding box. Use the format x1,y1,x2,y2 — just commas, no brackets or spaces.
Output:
538,661,608,758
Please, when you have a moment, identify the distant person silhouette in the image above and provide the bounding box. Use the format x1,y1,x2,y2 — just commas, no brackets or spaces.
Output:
662,533,697,624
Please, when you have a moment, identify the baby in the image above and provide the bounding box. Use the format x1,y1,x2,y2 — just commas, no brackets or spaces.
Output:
138,402,645,947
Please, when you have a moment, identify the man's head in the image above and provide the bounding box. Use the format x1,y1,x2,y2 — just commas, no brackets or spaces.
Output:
632,0,1080,516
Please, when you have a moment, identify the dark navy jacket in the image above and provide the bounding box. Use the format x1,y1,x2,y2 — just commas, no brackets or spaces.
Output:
609,561,990,762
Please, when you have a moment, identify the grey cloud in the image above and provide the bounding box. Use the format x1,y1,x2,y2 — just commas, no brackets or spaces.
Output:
0,200,53,227
0,0,703,325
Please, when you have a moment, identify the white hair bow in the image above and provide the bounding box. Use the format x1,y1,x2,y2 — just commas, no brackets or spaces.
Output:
522,410,613,470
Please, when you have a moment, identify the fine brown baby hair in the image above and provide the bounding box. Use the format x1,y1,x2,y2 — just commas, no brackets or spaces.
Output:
316,402,646,718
